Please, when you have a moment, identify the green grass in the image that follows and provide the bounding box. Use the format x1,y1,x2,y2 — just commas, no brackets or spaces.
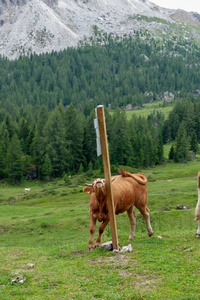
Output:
127,100,175,120
1,158,200,299
163,142,173,159
109,100,175,120
142,16,169,25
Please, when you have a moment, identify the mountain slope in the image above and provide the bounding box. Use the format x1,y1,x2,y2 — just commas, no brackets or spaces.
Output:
0,0,200,59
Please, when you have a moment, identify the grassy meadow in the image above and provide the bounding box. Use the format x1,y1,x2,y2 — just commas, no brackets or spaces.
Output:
111,100,175,120
0,152,200,299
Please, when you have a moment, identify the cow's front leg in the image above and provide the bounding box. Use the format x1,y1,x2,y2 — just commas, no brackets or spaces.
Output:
95,217,110,248
88,212,97,250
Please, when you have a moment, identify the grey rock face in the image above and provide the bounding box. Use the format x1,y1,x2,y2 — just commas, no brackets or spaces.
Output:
0,0,199,59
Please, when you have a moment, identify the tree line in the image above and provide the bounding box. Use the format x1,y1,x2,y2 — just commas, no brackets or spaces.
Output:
163,99,200,162
1,97,200,183
0,33,200,182
0,104,164,182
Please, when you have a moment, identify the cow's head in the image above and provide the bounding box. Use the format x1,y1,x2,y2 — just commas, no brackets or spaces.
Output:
83,178,115,195
83,178,105,195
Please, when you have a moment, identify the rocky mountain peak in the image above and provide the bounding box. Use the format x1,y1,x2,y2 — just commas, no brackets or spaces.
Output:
171,9,200,27
0,0,199,60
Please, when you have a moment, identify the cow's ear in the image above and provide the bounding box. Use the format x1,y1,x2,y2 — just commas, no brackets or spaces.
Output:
83,186,94,194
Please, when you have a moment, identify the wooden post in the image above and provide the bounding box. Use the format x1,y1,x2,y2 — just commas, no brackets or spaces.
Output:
97,105,119,250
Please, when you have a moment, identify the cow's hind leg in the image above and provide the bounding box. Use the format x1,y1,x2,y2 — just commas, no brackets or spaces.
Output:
197,220,200,238
139,206,154,237
127,205,136,240
195,188,200,237
195,206,200,237
95,217,110,248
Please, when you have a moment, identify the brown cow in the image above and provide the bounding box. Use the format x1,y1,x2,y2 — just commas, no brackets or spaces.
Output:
83,169,154,250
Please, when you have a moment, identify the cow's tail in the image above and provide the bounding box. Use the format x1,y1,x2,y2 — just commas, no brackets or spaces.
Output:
120,169,147,185
195,172,200,220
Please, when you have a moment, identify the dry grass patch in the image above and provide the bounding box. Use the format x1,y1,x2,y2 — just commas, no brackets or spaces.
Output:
88,254,133,266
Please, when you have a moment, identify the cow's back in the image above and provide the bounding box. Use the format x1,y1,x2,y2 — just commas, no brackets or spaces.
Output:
111,175,147,214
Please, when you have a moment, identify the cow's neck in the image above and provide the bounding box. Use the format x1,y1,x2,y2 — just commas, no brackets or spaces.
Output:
96,189,107,211
96,188,106,201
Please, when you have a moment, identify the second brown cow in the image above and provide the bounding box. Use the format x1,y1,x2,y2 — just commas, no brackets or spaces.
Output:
83,169,154,250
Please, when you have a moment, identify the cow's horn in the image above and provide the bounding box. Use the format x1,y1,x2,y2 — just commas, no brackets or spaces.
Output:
85,183,92,187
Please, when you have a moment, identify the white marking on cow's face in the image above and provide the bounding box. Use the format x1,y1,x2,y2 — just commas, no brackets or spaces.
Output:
93,179,105,189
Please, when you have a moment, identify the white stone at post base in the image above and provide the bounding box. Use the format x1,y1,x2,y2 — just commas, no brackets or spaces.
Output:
100,241,132,253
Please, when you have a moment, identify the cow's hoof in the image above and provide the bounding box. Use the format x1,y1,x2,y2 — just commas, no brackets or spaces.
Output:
149,233,154,237
196,234,200,238
88,245,95,251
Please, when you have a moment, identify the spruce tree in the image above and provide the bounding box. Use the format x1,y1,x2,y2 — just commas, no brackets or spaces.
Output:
168,145,174,160
41,154,52,180
143,133,155,167
6,134,23,183
0,141,5,179
110,109,132,166
174,123,190,163
44,106,68,177
33,106,49,179
0,125,9,179
0,124,10,154
190,131,199,154
65,104,85,173
156,131,164,164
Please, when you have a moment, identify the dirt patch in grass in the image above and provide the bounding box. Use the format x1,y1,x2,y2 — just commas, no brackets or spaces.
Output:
136,273,158,290
169,189,181,193
73,250,85,256
88,254,135,266
0,226,9,233
88,254,160,291
118,269,133,276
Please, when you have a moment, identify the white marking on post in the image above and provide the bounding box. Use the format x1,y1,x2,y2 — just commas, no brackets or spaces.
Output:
94,108,102,156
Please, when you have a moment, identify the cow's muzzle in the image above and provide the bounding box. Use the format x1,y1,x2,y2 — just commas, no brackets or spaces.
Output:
94,179,105,189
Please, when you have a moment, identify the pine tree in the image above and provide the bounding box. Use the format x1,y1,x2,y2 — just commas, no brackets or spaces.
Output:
168,145,174,160
110,109,132,166
18,117,30,154
5,116,14,139
78,163,84,174
6,134,23,183
65,104,85,173
129,118,144,167
156,131,164,164
0,141,6,179
44,106,68,177
190,131,199,154
174,123,190,163
0,125,9,179
41,154,52,180
33,106,49,179
0,123,10,154
143,133,155,167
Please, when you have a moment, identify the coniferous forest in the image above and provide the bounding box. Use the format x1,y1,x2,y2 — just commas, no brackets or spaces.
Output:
0,32,200,182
